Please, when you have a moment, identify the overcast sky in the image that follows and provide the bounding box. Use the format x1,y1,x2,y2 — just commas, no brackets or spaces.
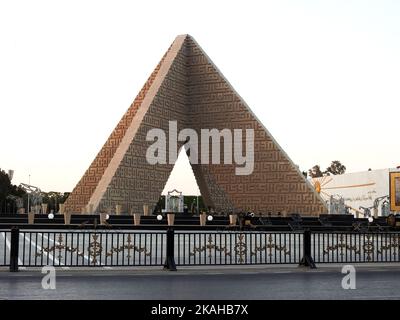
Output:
1,0,399,195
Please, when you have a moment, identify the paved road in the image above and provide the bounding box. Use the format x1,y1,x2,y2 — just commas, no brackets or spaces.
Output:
1,266,400,300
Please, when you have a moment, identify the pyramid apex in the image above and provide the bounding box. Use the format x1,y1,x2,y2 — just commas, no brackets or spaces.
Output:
175,34,192,40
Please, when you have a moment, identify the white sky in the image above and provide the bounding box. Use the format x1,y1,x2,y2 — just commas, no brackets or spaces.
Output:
1,0,399,195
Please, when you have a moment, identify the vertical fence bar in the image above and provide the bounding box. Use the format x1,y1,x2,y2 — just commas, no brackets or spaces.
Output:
300,230,315,268
213,233,216,265
83,232,87,266
160,232,164,266
10,227,19,272
203,233,206,265
293,233,300,262
34,232,38,266
21,231,26,267
163,228,176,271
155,233,158,266
138,233,141,266
76,233,80,266
121,233,125,266
180,233,184,266
52,232,56,266
176,233,180,266
149,233,153,266
28,232,32,266
386,233,389,262
104,232,108,266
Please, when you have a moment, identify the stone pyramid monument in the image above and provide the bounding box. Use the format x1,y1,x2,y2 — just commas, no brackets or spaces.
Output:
64,34,327,215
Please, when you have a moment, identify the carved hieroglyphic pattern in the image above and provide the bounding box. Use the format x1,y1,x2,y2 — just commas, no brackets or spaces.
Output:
185,37,326,214
64,45,173,213
65,35,327,215
97,42,189,214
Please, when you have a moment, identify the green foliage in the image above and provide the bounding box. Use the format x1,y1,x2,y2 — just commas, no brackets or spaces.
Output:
183,195,206,213
0,169,11,202
0,168,28,212
41,191,69,212
325,160,346,175
308,165,324,178
0,168,73,213
308,161,347,178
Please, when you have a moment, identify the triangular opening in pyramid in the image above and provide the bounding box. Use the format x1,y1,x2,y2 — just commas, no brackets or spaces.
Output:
158,147,208,214
162,148,201,197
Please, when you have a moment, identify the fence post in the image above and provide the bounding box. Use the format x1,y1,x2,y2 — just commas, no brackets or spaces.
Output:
163,227,177,271
300,229,316,269
10,227,20,272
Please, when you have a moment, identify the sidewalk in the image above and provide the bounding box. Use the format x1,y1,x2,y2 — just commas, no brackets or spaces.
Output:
1,262,400,276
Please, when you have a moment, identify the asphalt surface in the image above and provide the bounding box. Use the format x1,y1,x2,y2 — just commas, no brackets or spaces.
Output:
1,265,400,300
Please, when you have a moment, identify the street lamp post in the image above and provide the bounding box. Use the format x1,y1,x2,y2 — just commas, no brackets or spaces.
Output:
27,174,30,213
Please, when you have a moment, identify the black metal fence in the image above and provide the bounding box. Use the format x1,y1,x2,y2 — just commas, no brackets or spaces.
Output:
4,228,166,269
312,232,400,263
1,227,400,271
175,232,303,266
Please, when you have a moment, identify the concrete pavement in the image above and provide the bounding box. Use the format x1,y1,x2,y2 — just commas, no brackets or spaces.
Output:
1,264,400,300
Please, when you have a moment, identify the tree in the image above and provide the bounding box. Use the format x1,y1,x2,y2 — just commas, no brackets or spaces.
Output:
325,160,346,175
41,191,70,212
0,169,27,213
308,165,324,178
0,169,11,202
